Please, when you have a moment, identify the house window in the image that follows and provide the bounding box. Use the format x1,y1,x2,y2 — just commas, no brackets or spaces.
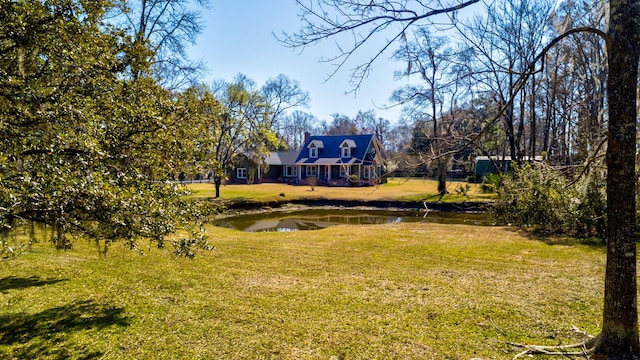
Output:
363,167,371,179
339,166,349,178
237,168,247,179
285,166,297,177
340,139,356,158
341,145,351,158
309,145,318,158
306,166,317,177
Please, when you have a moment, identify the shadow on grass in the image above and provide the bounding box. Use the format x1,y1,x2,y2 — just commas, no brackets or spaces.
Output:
501,226,607,250
0,276,67,294
0,300,130,359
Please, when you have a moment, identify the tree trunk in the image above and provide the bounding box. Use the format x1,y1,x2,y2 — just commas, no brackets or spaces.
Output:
431,83,447,195
214,177,222,198
543,61,559,157
590,0,640,356
516,87,526,158
528,75,536,157
437,159,447,195
505,78,517,161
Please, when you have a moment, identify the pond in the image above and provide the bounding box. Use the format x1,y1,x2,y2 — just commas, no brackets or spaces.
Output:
215,209,491,232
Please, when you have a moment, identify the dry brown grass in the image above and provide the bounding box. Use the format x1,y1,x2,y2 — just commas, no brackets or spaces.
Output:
187,177,494,203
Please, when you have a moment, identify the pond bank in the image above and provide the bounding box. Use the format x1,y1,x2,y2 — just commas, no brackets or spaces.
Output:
223,199,490,213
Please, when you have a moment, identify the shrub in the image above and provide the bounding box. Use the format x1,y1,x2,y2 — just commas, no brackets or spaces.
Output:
480,183,495,194
490,163,606,240
348,174,359,185
455,184,471,196
307,176,317,191
575,172,607,239
480,173,503,194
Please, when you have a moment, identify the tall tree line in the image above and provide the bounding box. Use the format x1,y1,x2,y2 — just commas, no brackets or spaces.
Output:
391,0,609,170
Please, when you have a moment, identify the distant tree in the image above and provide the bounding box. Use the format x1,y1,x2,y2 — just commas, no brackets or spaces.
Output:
385,120,413,153
324,113,357,135
542,0,607,164
174,84,222,178
356,110,391,145
280,110,320,150
456,0,554,162
393,28,454,194
443,101,488,171
261,74,310,130
206,75,281,197
110,0,208,88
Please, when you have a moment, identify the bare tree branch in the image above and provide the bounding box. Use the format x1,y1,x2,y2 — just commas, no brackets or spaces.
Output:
437,26,610,160
279,0,480,90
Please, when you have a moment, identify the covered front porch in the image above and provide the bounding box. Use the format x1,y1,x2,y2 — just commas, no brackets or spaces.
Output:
296,161,383,187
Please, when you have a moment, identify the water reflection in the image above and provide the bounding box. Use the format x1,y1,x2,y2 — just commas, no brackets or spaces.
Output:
215,209,490,232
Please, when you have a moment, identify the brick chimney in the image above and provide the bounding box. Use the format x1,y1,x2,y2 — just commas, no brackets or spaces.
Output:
304,131,310,144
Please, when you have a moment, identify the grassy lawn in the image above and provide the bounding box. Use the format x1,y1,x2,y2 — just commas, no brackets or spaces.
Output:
187,177,496,204
1,222,606,359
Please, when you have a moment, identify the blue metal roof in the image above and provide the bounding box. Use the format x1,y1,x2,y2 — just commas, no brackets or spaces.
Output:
295,134,376,165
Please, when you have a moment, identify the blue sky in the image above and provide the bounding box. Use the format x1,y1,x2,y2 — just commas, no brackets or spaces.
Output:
187,0,408,123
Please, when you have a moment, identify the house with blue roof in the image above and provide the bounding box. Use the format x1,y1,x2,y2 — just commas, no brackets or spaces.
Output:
294,134,385,186
230,134,386,186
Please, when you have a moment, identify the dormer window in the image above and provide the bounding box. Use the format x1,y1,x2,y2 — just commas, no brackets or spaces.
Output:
341,144,351,158
340,139,356,158
307,139,323,158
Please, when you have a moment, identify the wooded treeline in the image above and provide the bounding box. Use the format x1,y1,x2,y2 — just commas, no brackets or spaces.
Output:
385,0,611,178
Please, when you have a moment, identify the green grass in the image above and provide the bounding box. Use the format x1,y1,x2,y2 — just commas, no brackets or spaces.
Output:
1,222,607,359
187,178,496,204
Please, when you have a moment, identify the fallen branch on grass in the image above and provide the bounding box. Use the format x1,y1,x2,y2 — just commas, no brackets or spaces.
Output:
510,341,589,358
510,326,595,359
